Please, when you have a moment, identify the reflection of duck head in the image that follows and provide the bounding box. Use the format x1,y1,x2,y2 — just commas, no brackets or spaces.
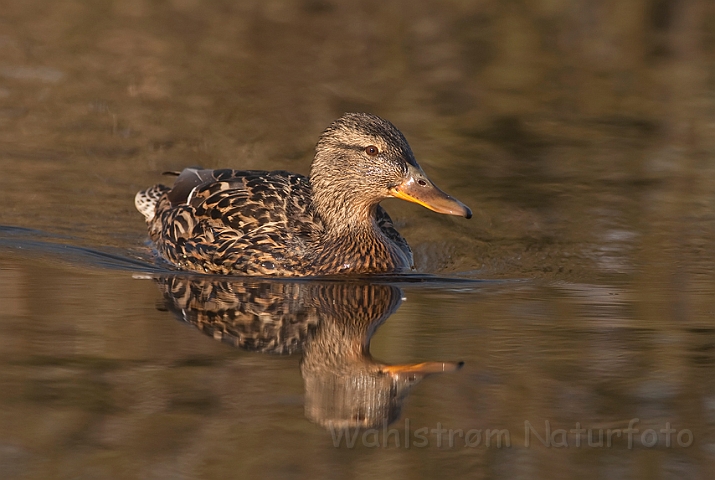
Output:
156,277,462,429
300,283,463,429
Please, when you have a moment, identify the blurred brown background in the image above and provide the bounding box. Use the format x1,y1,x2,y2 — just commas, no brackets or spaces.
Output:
0,1,714,479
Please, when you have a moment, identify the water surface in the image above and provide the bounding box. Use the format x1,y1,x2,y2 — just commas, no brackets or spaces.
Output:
1,1,715,479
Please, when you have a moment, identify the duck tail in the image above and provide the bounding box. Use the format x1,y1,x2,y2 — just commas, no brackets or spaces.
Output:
135,184,170,222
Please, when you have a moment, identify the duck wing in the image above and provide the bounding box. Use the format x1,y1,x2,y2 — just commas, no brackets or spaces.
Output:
155,168,323,275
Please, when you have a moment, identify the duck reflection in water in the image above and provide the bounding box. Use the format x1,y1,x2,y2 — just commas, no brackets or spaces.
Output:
156,277,462,430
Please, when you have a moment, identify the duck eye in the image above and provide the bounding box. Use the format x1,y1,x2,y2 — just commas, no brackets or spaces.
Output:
365,145,379,156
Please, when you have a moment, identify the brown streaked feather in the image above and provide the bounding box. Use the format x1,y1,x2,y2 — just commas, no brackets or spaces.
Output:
157,276,320,354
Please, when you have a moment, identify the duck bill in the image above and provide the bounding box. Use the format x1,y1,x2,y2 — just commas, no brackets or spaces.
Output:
382,361,464,378
389,165,472,219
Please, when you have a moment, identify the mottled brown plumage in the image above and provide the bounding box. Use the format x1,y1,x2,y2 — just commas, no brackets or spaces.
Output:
157,275,319,354
136,113,471,276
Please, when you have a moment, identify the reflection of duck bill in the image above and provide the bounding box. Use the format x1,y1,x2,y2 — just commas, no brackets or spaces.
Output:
303,360,464,430
381,361,464,377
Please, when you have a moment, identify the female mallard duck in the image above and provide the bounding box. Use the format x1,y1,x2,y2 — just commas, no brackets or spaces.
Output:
135,113,471,276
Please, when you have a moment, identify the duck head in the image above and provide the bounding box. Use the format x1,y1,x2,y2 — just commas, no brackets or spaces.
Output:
310,113,472,230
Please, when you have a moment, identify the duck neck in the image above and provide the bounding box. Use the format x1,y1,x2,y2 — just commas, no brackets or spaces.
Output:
316,212,396,274
309,157,404,273
310,190,398,273
321,203,381,238
310,165,383,236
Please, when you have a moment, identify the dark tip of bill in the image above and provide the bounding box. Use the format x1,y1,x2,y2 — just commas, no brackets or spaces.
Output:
457,361,465,369
464,207,472,219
